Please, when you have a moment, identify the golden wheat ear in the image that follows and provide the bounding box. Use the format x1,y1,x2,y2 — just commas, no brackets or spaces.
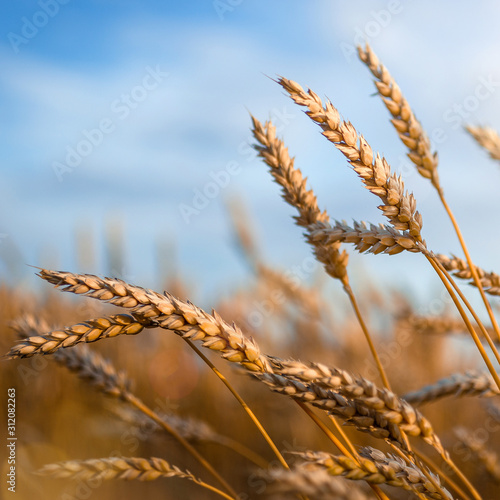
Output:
465,125,500,161
357,43,440,191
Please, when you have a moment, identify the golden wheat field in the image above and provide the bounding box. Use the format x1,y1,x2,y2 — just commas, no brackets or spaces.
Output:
2,32,500,500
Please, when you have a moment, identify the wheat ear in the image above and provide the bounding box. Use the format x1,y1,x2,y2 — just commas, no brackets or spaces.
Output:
251,115,348,284
309,219,419,256
259,467,372,500
357,43,440,191
466,125,500,161
267,358,445,456
276,77,424,243
36,457,234,499
436,254,500,297
357,43,500,349
293,449,451,500
403,371,500,406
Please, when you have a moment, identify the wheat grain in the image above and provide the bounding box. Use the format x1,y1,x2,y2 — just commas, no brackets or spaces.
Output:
466,125,500,161
357,43,440,191
277,77,424,243
403,371,500,406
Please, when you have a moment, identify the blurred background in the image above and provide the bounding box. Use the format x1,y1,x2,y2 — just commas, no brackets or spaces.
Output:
1,1,500,300
2,1,500,499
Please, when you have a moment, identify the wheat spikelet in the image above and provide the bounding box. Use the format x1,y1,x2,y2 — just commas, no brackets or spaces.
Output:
268,358,444,456
277,77,424,243
37,456,199,483
292,449,451,499
251,116,349,284
7,269,272,372
403,371,500,406
357,43,440,190
466,125,500,161
455,427,500,483
435,254,500,296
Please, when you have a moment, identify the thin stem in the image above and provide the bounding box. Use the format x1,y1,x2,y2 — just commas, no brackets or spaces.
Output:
430,253,500,365
217,436,269,469
183,339,289,470
295,402,354,459
425,253,500,391
191,479,238,500
343,283,391,390
438,190,500,343
125,393,237,499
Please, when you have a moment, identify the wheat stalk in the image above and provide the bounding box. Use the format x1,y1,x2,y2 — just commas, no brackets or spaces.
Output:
357,42,500,350
403,371,500,406
11,315,238,497
466,125,500,162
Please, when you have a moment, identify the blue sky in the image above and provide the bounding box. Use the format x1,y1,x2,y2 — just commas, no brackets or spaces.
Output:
2,1,500,308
